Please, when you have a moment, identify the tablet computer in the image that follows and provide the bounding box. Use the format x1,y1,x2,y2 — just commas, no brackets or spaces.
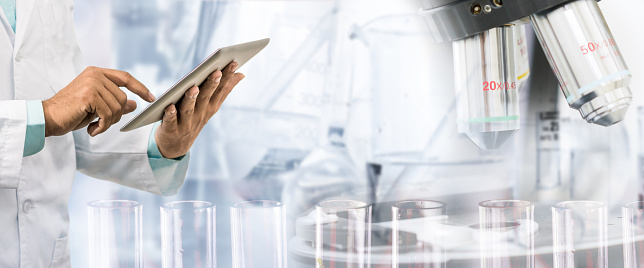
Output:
120,38,270,132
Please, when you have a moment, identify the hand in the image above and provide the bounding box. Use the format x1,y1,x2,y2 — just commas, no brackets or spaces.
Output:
154,62,244,159
42,66,155,137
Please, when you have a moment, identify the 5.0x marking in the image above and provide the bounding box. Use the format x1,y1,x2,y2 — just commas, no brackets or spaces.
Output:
483,81,516,91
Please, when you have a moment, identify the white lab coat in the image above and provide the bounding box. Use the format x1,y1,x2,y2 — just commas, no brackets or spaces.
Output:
0,0,188,267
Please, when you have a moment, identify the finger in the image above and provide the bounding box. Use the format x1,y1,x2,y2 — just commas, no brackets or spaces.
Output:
102,73,138,115
123,100,137,114
95,85,124,125
73,114,98,131
161,104,178,132
204,62,237,108
101,69,156,102
100,77,128,107
177,86,199,126
86,97,113,136
217,61,238,90
195,70,222,110
211,73,244,107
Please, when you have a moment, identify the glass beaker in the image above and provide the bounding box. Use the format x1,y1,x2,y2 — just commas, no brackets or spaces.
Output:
355,14,456,163
315,200,372,268
161,201,216,268
230,200,287,268
392,200,446,268
478,200,535,268
88,200,142,268
552,201,608,268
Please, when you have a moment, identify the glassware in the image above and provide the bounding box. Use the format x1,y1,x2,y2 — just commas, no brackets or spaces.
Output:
453,25,521,150
391,200,446,268
478,200,535,268
353,14,509,199
315,200,372,268
531,0,632,126
230,200,287,268
161,201,216,268
356,14,456,163
87,200,142,268
552,201,608,268
282,127,365,236
623,201,644,268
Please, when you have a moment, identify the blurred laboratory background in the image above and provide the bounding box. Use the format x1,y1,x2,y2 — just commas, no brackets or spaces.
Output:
70,0,644,267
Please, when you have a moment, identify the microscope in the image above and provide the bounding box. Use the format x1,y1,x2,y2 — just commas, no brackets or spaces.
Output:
419,0,632,149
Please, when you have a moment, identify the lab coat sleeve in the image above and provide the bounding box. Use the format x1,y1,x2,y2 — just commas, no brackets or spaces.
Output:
73,122,190,196
0,100,27,189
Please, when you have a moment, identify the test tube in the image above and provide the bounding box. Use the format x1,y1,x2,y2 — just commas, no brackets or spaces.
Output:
161,201,216,268
478,200,535,268
88,200,142,268
392,200,446,268
531,0,632,126
552,201,607,268
622,201,644,268
315,200,372,268
230,200,287,268
453,25,520,150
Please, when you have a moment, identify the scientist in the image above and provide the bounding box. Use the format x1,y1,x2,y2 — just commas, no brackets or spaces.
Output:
0,0,244,267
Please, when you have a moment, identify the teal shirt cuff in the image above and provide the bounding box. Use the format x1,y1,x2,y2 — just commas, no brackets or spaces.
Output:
148,122,190,195
148,122,186,160
23,100,46,157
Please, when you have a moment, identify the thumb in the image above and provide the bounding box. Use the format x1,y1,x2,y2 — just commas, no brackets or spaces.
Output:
72,114,98,131
123,100,138,114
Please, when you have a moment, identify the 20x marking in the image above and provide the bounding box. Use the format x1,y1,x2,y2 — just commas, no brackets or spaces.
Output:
581,39,616,54
483,81,517,91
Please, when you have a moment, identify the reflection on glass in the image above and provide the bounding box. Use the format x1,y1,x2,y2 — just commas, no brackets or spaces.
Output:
392,200,446,268
552,201,607,268
161,201,216,268
479,200,534,268
623,201,644,268
316,200,372,268
231,200,287,268
87,200,142,268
